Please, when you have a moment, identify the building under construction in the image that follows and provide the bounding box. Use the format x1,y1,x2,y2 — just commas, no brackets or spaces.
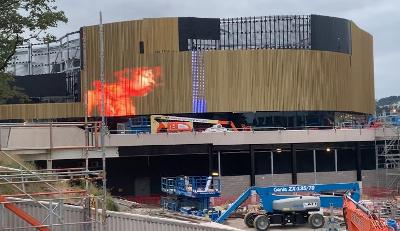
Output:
1,14,399,230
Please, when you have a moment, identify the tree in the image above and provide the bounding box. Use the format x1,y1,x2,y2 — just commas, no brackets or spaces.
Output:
0,0,68,103
0,72,29,104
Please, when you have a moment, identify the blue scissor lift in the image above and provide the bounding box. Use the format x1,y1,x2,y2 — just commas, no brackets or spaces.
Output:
161,176,221,217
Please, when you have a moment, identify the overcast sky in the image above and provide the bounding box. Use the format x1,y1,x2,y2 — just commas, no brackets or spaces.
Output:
52,0,399,99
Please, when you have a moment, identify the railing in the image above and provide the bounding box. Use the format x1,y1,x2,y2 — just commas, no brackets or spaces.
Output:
189,15,312,51
161,176,221,198
109,124,372,135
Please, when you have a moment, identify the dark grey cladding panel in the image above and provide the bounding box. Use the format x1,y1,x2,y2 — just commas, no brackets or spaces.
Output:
119,144,210,156
178,17,220,51
14,73,68,97
311,15,351,54
79,28,84,70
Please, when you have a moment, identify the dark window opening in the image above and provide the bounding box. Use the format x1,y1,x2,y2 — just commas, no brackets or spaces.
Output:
139,41,144,54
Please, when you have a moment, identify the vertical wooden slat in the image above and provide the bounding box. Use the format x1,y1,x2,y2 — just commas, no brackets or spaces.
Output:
204,48,372,114
350,22,375,114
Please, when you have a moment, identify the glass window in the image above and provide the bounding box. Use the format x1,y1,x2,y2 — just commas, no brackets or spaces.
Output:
306,112,321,127
296,112,306,128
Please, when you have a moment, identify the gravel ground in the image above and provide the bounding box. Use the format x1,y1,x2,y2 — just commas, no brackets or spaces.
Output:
224,218,346,231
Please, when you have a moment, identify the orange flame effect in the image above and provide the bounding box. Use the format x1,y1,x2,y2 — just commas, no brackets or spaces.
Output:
87,66,161,116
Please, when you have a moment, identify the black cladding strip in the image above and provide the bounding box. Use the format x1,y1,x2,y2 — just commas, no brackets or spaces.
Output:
310,14,352,54
178,17,221,51
180,15,352,54
14,73,69,97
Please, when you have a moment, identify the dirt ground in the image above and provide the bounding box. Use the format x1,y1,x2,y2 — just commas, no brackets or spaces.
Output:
225,218,346,231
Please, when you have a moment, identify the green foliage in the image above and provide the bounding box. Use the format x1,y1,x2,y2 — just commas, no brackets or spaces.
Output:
0,0,68,103
0,0,68,71
376,95,400,115
85,182,119,212
376,96,400,107
0,154,38,194
0,72,29,104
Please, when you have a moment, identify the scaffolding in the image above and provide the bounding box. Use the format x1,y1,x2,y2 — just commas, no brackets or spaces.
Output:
0,122,107,231
5,31,81,76
376,124,400,189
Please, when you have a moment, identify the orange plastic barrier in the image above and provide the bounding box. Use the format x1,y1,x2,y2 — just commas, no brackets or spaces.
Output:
343,195,390,231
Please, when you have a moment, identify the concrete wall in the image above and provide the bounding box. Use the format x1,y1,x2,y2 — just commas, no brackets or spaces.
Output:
220,175,250,197
2,126,377,151
0,127,10,148
362,169,400,189
301,171,357,184
109,128,375,147
255,174,292,186
1,126,377,161
362,169,379,188
3,127,86,150
221,171,366,197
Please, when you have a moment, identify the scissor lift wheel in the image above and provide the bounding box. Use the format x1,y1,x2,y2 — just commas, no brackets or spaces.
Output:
308,213,325,229
244,212,257,228
253,214,270,231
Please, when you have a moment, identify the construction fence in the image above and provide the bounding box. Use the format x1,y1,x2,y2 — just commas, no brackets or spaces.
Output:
0,199,239,231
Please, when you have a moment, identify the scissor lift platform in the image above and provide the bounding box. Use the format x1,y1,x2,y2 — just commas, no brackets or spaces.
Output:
161,176,221,198
161,176,221,213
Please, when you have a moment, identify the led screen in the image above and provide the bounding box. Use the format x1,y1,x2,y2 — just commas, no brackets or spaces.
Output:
87,66,161,117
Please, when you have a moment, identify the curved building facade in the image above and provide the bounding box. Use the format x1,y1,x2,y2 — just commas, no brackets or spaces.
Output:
0,14,374,120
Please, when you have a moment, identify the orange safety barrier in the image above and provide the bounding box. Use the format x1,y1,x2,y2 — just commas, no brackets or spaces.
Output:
0,195,51,231
343,194,390,231
123,195,161,205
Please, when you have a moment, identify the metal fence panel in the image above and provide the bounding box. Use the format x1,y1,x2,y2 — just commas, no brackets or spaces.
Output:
1,200,239,231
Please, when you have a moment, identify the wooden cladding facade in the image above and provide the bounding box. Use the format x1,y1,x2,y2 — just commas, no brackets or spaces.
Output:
0,18,374,120
349,22,374,114
81,18,192,117
205,49,351,112
0,103,83,120
204,23,374,114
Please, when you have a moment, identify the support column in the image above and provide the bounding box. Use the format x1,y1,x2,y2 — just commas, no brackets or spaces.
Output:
270,151,274,185
356,142,362,181
250,145,255,186
291,144,297,184
334,149,338,172
313,149,317,184
46,159,53,170
208,144,214,176
217,151,222,178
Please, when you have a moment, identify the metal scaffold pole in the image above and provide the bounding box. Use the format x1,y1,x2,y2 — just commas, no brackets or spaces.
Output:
99,11,107,230
1,121,105,231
